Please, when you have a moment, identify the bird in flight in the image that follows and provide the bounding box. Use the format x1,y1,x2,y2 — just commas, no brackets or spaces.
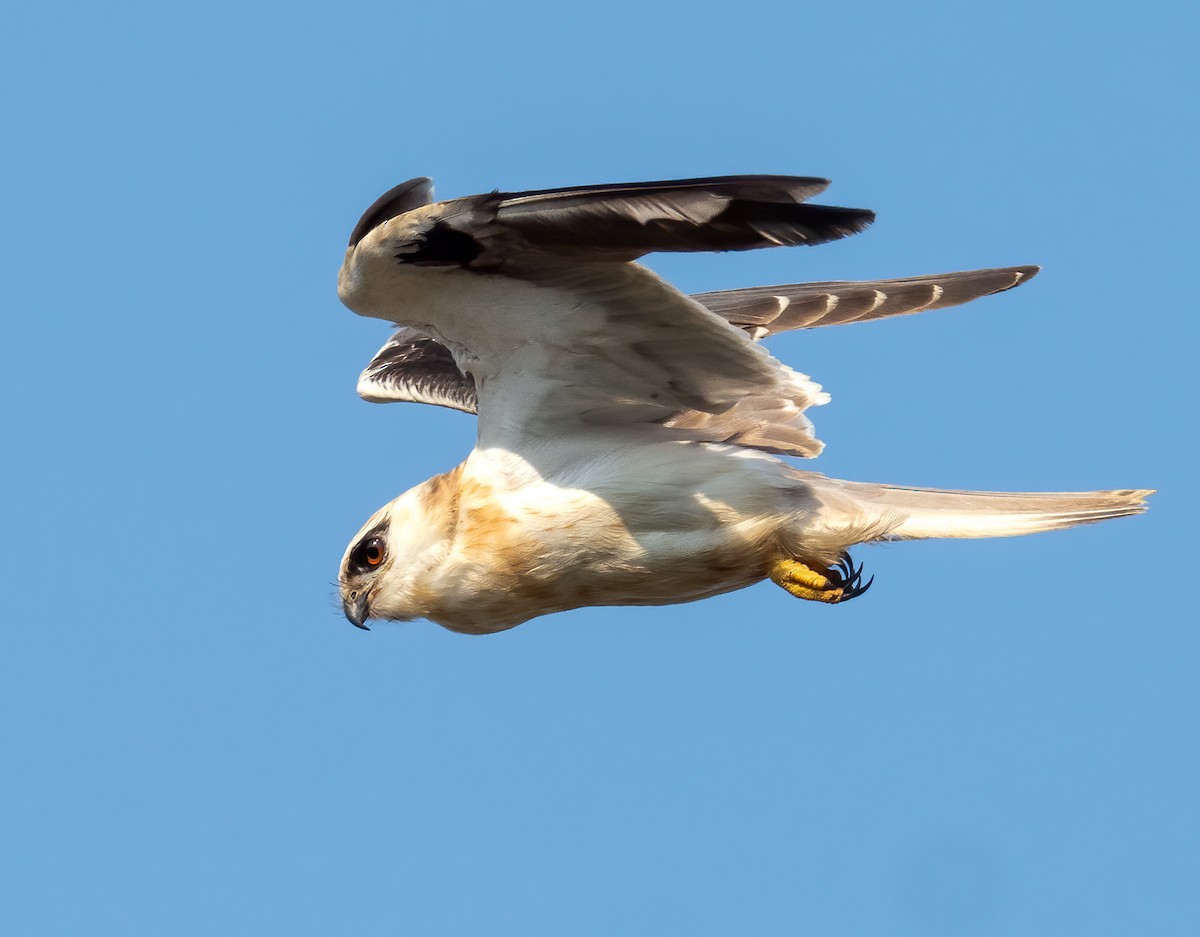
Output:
335,175,1150,633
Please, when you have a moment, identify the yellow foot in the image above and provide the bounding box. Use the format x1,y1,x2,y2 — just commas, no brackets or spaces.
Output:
767,554,873,604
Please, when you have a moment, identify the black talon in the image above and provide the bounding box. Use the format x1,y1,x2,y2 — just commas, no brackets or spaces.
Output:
833,555,872,602
844,573,874,600
832,554,855,586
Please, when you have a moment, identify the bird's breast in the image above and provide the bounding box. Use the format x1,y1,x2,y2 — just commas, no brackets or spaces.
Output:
412,462,771,634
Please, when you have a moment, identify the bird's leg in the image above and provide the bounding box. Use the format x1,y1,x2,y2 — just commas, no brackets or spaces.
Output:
767,554,873,604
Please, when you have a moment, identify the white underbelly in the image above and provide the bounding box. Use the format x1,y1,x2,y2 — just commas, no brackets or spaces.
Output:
421,444,794,632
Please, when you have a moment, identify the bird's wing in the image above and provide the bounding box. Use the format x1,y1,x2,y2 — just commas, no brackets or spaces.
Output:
693,265,1039,336
352,280,829,456
471,261,837,457
482,175,871,259
346,180,1043,458
342,175,880,458
349,175,875,269
357,255,1038,454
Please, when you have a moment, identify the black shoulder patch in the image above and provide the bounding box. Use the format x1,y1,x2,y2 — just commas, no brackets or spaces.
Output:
397,222,483,267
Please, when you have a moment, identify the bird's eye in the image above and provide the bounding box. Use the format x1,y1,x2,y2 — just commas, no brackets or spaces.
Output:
352,537,386,571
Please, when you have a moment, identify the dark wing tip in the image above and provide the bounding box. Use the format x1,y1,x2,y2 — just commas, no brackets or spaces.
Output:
717,202,876,249
814,206,875,242
348,177,434,248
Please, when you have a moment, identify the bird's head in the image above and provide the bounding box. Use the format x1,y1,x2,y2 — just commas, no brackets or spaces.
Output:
338,504,393,630
338,474,458,630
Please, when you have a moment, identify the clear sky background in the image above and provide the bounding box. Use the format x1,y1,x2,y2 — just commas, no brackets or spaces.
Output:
2,1,1195,934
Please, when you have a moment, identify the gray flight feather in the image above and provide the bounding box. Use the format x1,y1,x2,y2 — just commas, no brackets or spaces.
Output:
487,175,872,259
693,266,1039,336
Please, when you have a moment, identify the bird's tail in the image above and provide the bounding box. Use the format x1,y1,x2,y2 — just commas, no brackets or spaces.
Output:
798,477,1153,546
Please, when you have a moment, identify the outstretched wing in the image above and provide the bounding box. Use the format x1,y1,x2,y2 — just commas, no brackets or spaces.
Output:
352,256,1039,458
345,175,875,271
486,175,871,259
341,175,880,458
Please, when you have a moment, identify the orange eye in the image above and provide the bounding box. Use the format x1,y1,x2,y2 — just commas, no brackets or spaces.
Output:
352,537,386,571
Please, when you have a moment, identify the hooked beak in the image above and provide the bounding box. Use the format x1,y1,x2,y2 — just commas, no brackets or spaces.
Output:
343,590,372,631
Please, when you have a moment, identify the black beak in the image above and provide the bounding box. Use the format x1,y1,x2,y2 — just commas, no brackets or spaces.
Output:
343,591,371,630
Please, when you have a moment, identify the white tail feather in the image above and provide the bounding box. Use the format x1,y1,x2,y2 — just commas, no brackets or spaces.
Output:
812,479,1153,542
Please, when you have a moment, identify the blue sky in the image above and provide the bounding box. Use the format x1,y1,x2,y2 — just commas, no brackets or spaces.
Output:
2,1,1195,934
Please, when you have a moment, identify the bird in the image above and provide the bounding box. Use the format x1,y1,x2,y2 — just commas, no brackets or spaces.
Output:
335,174,1151,634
